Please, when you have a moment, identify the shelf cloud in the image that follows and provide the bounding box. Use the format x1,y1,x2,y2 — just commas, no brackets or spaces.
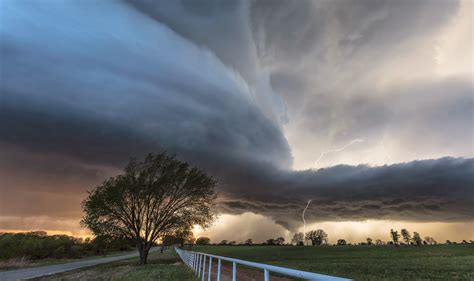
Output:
0,0,472,233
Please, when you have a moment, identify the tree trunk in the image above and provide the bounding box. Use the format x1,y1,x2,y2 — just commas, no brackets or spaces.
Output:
138,243,151,265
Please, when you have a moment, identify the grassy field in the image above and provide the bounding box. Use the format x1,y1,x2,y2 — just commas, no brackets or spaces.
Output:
194,244,474,280
32,250,194,281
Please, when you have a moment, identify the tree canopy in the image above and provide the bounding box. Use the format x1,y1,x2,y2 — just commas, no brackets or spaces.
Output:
81,152,216,264
306,229,328,246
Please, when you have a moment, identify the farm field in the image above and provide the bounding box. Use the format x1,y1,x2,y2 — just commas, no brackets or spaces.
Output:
194,244,474,280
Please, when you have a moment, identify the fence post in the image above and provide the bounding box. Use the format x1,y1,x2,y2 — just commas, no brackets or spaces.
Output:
195,253,198,272
217,258,221,281
198,254,202,277
232,262,237,281
264,269,270,281
202,256,206,281
208,256,212,281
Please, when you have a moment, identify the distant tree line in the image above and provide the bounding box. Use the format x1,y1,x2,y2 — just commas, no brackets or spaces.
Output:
191,228,473,247
0,231,134,261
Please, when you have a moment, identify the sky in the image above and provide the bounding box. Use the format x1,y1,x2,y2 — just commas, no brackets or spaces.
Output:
0,0,473,243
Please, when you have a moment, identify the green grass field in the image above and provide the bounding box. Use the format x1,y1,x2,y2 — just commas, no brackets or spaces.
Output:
194,244,474,280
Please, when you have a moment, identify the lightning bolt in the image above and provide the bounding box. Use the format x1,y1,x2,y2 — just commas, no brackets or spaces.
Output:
302,199,312,242
315,139,364,168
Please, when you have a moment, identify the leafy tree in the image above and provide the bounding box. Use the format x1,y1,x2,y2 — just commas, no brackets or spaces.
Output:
81,153,216,265
390,229,400,244
275,237,285,245
228,241,236,246
412,232,422,246
337,239,347,245
219,240,228,245
366,238,373,245
161,227,194,252
266,238,276,245
196,237,211,245
161,234,177,252
424,237,437,245
401,229,411,244
375,239,384,246
244,239,253,245
291,233,304,246
305,229,328,246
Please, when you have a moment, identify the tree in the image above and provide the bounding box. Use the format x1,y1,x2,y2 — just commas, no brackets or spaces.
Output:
305,229,328,246
412,232,422,246
81,153,216,265
244,239,253,246
366,238,373,245
161,234,177,252
401,229,411,245
266,238,276,245
390,229,400,244
337,239,347,245
424,237,437,245
275,237,285,245
228,241,236,246
375,239,384,246
291,233,304,246
196,237,211,245
219,240,228,245
161,227,194,252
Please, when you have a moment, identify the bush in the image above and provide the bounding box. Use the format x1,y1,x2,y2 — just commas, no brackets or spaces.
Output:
0,231,134,261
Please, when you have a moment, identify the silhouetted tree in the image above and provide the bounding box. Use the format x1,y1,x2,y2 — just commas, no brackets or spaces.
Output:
161,235,176,252
228,241,236,246
366,238,373,245
390,229,400,244
196,237,211,245
291,233,304,246
446,240,452,244
82,153,216,265
305,229,328,246
424,237,437,245
337,239,347,245
244,239,253,245
266,238,276,245
275,237,285,245
401,229,411,244
375,239,384,246
412,232,422,246
219,240,228,245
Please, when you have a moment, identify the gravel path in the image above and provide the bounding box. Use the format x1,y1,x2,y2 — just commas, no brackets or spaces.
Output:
0,247,160,281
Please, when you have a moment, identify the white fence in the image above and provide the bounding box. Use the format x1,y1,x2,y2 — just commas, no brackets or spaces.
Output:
175,247,351,281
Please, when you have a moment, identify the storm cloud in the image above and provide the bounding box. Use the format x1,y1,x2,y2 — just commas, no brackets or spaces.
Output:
0,0,472,231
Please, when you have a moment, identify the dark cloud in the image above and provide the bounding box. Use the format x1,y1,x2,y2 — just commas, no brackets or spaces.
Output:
218,157,474,230
0,0,472,232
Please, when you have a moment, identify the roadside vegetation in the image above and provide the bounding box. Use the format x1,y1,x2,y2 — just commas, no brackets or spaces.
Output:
0,231,134,271
31,249,193,281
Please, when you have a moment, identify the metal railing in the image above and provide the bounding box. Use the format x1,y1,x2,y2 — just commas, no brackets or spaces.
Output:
175,247,351,281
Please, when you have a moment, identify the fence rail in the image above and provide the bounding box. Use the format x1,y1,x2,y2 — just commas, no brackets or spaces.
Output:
175,247,351,281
